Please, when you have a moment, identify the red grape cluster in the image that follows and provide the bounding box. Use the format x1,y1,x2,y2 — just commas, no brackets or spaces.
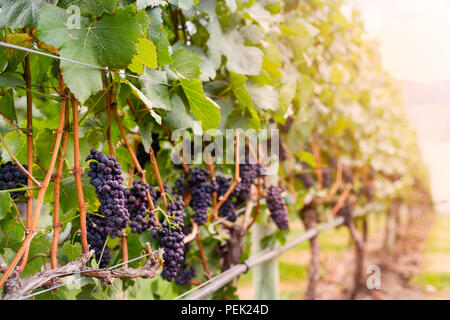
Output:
86,149,129,238
151,196,186,282
86,213,110,268
124,179,158,234
266,186,289,230
0,161,28,198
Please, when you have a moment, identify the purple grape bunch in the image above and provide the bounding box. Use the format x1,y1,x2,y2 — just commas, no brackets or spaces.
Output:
296,161,315,188
124,179,158,234
175,264,196,286
86,149,129,238
337,201,353,225
216,175,236,222
321,168,332,188
136,133,160,169
266,186,289,230
0,161,28,198
342,166,354,184
173,224,196,285
233,159,262,205
174,168,217,226
86,214,110,268
151,196,186,282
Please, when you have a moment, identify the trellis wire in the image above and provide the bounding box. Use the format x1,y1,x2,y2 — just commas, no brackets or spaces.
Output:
18,280,71,300
18,249,162,300
17,204,252,300
177,215,348,300
0,42,171,87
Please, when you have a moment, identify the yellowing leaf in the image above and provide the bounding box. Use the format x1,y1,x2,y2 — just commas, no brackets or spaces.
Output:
120,79,162,124
128,37,158,75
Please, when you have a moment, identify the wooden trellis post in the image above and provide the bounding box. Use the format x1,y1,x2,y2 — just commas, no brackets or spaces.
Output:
252,173,279,299
252,223,280,299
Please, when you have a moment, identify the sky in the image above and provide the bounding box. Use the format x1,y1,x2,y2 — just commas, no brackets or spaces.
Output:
344,0,450,83
344,0,450,212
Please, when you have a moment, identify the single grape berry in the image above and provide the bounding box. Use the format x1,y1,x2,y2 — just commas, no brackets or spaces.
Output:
0,161,28,198
86,214,110,268
266,186,289,230
86,149,129,238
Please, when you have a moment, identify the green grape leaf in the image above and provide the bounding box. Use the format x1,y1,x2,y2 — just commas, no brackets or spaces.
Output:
148,8,173,67
2,130,26,164
222,30,263,75
0,89,17,123
169,0,196,10
2,33,32,72
172,48,202,79
21,234,52,276
128,37,158,75
297,73,314,108
34,129,55,168
120,78,162,124
172,43,216,81
296,150,315,168
3,247,16,264
59,0,116,17
165,94,203,135
247,83,279,111
137,115,154,152
106,235,121,250
140,69,173,111
229,71,253,112
37,3,142,103
247,106,261,131
207,22,263,76
0,73,24,88
180,78,221,131
62,241,82,260
240,24,264,45
137,0,168,11
0,193,12,220
0,0,42,29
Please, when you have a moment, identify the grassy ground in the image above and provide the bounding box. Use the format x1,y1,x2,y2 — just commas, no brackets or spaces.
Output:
409,214,450,298
236,214,386,299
